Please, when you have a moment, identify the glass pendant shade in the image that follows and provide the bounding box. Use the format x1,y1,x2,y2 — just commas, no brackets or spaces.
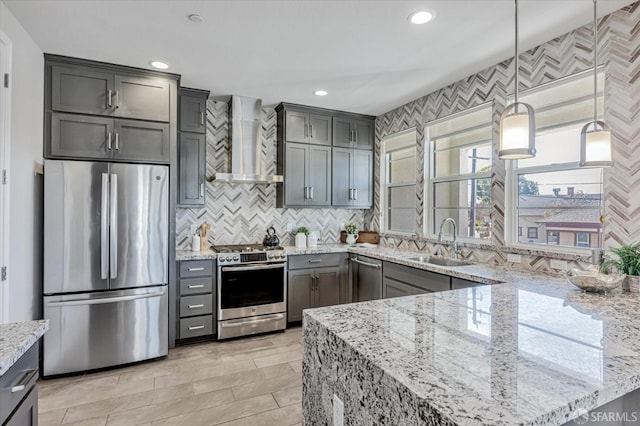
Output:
580,121,613,167
499,102,536,159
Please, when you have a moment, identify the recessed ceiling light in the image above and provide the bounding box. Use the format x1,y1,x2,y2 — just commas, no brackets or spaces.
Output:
314,90,328,97
188,14,205,23
149,61,169,70
408,10,434,25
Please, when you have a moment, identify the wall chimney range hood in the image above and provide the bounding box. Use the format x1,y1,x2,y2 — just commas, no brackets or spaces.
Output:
210,96,283,184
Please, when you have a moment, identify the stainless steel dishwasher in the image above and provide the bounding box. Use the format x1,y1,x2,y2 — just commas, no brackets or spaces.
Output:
350,255,382,302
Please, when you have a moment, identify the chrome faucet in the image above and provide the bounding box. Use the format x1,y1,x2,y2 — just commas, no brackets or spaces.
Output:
438,217,459,259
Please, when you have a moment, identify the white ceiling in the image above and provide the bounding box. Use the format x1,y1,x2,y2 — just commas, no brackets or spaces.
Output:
3,0,634,116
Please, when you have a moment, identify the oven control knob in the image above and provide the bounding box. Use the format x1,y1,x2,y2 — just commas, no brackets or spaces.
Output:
226,256,232,262
279,254,285,259
219,257,225,262
233,256,239,261
268,254,274,259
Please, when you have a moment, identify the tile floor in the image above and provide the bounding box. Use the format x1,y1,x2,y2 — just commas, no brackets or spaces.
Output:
38,327,303,426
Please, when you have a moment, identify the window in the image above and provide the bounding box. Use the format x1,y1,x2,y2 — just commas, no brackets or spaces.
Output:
382,130,416,233
507,70,604,251
426,103,492,240
527,227,538,240
576,232,590,248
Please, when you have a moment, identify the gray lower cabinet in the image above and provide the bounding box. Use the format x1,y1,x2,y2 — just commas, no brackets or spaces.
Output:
332,116,374,149
177,259,216,340
50,63,170,122
283,143,331,207
1,344,39,426
287,253,346,322
382,261,451,298
178,133,206,205
332,148,373,208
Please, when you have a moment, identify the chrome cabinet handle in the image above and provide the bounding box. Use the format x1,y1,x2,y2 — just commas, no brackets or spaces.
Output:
107,89,113,108
354,188,358,200
309,186,314,199
188,304,205,309
200,111,205,126
354,129,358,142
304,187,308,200
348,188,353,200
188,267,205,272
309,124,313,138
199,180,204,198
308,259,323,263
188,284,205,289
304,122,308,138
10,368,38,393
110,174,118,279
114,132,119,150
188,325,205,331
101,173,109,280
107,132,112,150
115,90,120,108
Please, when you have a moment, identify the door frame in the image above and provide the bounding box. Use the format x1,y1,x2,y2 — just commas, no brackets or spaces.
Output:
0,30,12,324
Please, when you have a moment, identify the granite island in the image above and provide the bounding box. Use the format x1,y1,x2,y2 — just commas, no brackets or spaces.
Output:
303,267,640,425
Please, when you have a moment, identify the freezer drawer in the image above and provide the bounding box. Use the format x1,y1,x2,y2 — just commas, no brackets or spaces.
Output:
43,286,168,376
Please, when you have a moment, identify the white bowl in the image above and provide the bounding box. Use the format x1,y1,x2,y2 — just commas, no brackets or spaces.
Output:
565,268,626,293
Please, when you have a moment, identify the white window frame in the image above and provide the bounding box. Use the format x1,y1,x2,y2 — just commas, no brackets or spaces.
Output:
380,128,417,236
505,69,605,255
0,30,11,324
425,102,493,241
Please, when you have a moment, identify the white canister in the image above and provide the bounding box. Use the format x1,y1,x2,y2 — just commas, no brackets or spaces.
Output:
295,233,307,249
191,234,201,252
307,232,318,248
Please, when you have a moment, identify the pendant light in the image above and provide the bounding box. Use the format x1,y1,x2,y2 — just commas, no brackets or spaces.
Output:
499,0,536,160
579,0,613,168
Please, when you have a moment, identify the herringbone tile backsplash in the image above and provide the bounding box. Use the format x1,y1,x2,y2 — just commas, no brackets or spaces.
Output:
175,102,366,250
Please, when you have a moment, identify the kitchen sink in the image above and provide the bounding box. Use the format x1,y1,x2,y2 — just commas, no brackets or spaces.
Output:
407,256,472,267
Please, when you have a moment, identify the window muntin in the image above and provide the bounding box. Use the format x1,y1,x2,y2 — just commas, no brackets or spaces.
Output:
427,104,492,240
382,130,417,234
508,71,604,251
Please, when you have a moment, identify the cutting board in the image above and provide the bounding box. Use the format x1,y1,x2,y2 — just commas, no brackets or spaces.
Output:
340,231,379,244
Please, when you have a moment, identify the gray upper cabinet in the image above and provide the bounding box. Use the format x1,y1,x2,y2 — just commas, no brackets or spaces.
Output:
332,147,373,208
45,55,178,164
284,110,331,145
114,75,170,122
51,66,114,116
283,143,331,207
332,115,374,149
178,88,209,207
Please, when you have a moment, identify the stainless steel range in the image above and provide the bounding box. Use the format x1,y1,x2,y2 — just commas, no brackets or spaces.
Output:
213,244,287,339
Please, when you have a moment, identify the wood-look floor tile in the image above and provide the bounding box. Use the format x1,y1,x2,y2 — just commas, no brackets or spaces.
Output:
218,343,302,363
62,383,194,424
217,403,302,426
288,359,302,372
38,407,67,425
105,388,234,426
154,359,256,389
231,372,302,401
191,363,293,396
63,415,108,426
253,349,303,368
150,394,278,426
273,385,302,407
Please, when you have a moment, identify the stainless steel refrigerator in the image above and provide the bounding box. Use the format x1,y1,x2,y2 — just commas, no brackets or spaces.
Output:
43,160,169,376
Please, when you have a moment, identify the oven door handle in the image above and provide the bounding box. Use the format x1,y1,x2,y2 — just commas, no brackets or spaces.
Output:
221,264,285,273
220,313,286,327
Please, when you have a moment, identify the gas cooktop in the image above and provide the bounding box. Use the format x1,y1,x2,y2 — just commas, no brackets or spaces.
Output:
212,244,284,253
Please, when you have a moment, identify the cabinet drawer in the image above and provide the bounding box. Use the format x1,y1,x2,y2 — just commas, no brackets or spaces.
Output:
179,316,213,338
0,344,39,425
179,260,214,278
288,253,342,270
179,277,213,296
180,294,213,317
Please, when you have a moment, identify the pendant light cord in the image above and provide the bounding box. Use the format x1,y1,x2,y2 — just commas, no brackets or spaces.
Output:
514,0,520,104
593,0,598,124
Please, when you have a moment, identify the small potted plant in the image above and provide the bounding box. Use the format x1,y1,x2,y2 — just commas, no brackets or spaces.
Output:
603,243,640,292
295,226,309,249
344,223,359,245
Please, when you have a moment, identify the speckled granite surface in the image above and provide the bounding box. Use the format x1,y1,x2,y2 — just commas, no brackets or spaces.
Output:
303,272,640,425
0,320,48,376
176,249,217,261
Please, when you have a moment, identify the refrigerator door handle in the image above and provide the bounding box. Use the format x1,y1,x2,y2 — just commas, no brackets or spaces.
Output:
110,173,118,279
47,290,166,307
101,173,109,280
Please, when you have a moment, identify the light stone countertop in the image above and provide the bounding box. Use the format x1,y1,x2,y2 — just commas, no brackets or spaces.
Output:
176,249,217,261
303,258,640,425
0,320,49,376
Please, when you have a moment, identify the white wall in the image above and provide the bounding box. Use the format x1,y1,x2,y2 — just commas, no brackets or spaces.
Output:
0,1,44,321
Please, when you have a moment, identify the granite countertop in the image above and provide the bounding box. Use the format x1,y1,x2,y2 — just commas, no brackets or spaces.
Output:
176,249,217,261
0,320,49,376
304,267,640,425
